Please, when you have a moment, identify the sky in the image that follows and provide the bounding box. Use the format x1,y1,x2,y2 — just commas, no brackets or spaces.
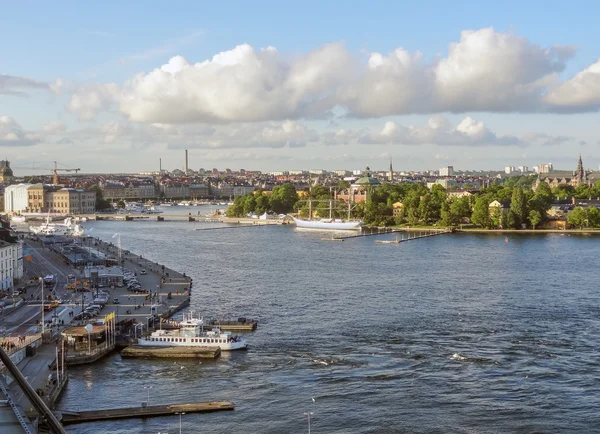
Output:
1,0,600,175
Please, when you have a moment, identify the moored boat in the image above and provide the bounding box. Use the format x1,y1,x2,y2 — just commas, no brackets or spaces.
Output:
137,313,248,351
291,216,362,231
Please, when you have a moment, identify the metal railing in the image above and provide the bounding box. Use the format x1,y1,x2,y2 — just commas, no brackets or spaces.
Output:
0,334,42,356
0,378,33,434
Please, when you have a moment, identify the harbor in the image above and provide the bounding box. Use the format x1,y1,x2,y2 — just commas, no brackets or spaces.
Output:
0,222,257,433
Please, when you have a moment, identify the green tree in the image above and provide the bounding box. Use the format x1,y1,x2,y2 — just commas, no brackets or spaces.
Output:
254,194,270,215
528,209,542,229
567,207,587,229
89,184,111,210
533,182,553,209
116,200,125,209
471,196,490,228
588,206,600,227
439,201,452,226
574,183,591,199
418,193,437,223
510,187,527,228
590,181,600,199
243,195,257,215
450,197,471,224
269,183,298,214
552,184,575,200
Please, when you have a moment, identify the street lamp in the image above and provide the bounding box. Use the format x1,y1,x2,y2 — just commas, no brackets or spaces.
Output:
144,385,153,405
40,277,45,333
304,412,314,434
176,412,185,434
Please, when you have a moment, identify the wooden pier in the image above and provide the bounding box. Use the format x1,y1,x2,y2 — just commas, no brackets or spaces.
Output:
121,345,221,359
331,228,452,241
59,401,234,425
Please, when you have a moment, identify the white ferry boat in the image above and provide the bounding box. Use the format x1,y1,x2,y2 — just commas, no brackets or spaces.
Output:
30,217,84,236
137,313,248,351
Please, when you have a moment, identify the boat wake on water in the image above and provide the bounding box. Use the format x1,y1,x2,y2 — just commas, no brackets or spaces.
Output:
451,353,499,364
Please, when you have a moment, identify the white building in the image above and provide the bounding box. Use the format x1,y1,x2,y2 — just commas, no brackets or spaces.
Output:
518,166,529,173
535,163,553,174
0,240,22,291
505,166,516,174
439,166,454,177
4,183,32,213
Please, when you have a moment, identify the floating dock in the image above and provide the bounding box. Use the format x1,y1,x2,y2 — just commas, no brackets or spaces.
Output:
205,319,258,332
59,401,235,425
121,345,221,359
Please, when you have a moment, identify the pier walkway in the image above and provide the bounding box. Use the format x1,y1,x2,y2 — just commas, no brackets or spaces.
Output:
330,228,452,241
60,401,234,425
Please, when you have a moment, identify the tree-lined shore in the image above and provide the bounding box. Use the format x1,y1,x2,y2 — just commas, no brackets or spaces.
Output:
226,175,600,229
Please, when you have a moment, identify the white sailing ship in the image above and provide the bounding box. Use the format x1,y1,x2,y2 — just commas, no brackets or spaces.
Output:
291,217,362,231
137,313,248,351
292,186,362,231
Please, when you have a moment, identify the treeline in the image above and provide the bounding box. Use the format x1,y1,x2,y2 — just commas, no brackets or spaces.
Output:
225,177,600,229
226,183,299,217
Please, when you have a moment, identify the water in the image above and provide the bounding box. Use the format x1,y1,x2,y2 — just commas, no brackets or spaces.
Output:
59,216,600,433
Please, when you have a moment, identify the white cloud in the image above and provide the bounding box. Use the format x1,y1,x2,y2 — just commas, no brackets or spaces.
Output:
0,116,38,146
67,84,119,121
544,59,600,109
359,116,523,147
119,43,353,123
62,27,600,122
42,121,67,134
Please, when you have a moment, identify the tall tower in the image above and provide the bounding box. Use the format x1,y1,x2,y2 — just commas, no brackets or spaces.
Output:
389,157,393,182
575,154,586,185
185,150,189,174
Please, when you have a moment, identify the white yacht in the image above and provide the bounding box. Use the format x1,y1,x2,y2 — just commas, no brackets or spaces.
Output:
29,217,84,236
137,313,248,351
10,215,27,223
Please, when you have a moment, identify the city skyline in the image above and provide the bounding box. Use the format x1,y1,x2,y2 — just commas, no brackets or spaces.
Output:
2,1,600,173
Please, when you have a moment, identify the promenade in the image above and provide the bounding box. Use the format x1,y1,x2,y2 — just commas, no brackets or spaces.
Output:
88,238,192,327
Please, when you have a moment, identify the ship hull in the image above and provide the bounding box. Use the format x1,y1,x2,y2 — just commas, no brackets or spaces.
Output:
291,217,362,231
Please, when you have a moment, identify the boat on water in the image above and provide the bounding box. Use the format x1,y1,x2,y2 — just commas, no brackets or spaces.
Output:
292,184,362,231
291,216,362,231
159,202,173,207
10,215,27,223
137,313,248,351
177,201,191,206
29,217,84,236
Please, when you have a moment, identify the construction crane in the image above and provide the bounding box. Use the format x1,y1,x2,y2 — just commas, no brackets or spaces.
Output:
12,161,81,185
52,161,80,185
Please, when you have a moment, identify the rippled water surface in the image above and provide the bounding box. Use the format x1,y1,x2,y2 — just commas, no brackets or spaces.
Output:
59,214,600,433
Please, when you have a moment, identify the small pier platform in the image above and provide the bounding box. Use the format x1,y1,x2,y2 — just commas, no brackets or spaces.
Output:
59,401,234,425
205,319,258,332
121,345,221,359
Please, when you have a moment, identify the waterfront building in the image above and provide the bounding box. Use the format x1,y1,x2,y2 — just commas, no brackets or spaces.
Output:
189,184,210,199
45,188,96,214
4,183,32,212
0,232,23,292
27,184,46,212
489,200,511,228
161,183,190,198
233,185,255,197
